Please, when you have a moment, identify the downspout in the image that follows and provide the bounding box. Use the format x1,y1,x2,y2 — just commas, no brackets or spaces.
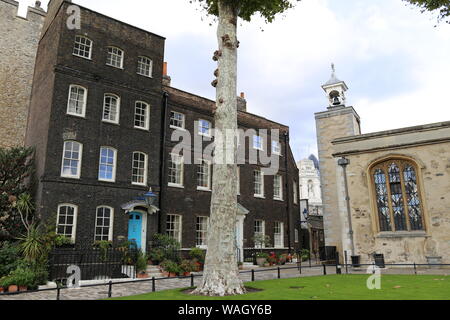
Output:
337,157,355,257
284,132,292,254
158,92,169,234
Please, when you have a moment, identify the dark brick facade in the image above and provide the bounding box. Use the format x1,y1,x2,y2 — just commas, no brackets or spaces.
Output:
26,1,300,256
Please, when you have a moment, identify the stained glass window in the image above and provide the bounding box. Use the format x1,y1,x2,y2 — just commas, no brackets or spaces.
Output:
372,159,425,232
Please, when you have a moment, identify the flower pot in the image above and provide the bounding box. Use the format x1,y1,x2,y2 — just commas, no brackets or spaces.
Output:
19,286,27,292
137,273,148,279
8,285,18,293
183,272,191,277
256,258,266,267
0,287,4,293
169,272,177,277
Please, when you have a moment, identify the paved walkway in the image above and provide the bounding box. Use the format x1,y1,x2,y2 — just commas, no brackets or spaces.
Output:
1,265,448,300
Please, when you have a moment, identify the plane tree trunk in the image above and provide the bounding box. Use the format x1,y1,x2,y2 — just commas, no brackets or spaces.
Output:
193,0,246,296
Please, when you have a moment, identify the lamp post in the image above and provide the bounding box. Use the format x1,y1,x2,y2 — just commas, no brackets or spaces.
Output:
143,188,158,207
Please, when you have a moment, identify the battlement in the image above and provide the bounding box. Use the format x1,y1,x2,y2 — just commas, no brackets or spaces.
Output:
0,0,46,21
0,0,46,148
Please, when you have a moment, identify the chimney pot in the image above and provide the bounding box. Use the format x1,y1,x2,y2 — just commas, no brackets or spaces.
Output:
162,62,171,86
35,1,42,8
163,62,168,76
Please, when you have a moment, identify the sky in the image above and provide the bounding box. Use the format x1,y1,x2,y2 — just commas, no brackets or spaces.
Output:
19,0,450,161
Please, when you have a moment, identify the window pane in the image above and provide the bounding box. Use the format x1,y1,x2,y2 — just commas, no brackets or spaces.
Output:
374,169,392,231
73,36,92,59
99,148,115,181
388,163,407,231
403,166,424,231
103,95,119,122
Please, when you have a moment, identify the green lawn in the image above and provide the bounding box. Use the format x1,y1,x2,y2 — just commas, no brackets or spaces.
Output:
110,275,450,300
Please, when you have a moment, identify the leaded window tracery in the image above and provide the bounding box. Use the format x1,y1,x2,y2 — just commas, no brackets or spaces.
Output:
371,159,425,232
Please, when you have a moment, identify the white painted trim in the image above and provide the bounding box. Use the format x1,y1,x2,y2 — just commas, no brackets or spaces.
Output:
56,203,78,242
67,85,87,118
134,101,150,131
106,46,124,69
98,146,117,183
94,206,114,242
60,141,83,179
73,35,93,60
102,93,121,125
137,56,153,78
131,151,148,186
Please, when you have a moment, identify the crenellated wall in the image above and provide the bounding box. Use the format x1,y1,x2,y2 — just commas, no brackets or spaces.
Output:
0,0,46,148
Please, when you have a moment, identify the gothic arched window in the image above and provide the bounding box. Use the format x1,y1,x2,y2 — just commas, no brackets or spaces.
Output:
371,159,425,232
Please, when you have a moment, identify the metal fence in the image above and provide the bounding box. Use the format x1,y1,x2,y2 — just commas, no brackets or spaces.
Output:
48,246,138,282
1,261,450,300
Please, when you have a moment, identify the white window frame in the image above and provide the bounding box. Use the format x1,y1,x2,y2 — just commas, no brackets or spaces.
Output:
67,85,87,118
198,119,212,137
293,181,299,204
137,56,153,78
196,216,209,249
197,159,211,191
254,169,265,198
170,111,185,130
274,222,284,248
274,174,283,201
134,101,150,131
132,152,148,186
98,147,117,183
102,93,120,124
168,154,184,188
272,140,281,155
61,141,83,179
253,135,264,151
254,220,266,249
167,214,182,244
73,35,92,60
56,204,78,242
94,206,114,242
106,46,124,69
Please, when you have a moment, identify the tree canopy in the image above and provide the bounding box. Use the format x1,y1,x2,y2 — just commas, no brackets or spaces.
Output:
191,0,300,22
403,0,450,23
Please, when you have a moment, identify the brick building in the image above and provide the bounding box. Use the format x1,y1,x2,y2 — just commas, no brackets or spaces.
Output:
24,0,300,260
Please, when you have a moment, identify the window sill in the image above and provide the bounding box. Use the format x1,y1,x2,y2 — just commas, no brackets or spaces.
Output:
102,120,120,126
134,126,150,132
73,54,92,61
60,175,81,180
132,183,147,187
197,187,212,192
170,126,186,131
66,112,86,119
106,64,124,70
376,231,429,239
254,195,266,199
137,73,153,78
99,179,116,183
168,183,184,189
274,198,284,202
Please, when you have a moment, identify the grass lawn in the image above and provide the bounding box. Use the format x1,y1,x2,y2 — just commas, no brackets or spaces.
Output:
110,275,450,300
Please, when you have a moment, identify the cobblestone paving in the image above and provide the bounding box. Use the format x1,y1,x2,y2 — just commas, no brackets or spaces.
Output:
1,265,448,300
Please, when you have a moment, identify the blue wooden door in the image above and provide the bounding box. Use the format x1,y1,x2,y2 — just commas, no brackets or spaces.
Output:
128,212,143,249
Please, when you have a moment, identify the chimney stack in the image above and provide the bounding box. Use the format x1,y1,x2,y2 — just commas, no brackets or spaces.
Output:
237,92,247,112
162,62,171,87
41,0,71,39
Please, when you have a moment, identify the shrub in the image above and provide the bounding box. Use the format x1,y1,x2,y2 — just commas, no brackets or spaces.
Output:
160,260,181,275
180,260,196,274
7,267,35,287
189,247,205,264
151,234,181,263
255,252,269,259
0,242,21,278
136,251,149,274
148,248,165,265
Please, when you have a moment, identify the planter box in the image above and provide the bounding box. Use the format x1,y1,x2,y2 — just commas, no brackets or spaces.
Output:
256,258,266,267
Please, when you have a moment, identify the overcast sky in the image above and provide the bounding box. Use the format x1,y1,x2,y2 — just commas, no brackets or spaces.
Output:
20,0,450,161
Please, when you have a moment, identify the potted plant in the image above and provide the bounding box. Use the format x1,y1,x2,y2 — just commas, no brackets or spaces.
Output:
161,260,180,277
255,253,269,267
180,260,195,276
136,250,149,278
8,267,34,292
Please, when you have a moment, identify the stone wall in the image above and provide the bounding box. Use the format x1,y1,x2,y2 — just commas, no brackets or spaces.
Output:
315,106,361,254
0,0,45,148
332,122,450,264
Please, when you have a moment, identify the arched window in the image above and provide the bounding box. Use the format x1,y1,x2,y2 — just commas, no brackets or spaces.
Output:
67,85,87,117
106,46,124,69
73,35,92,59
371,159,425,232
57,204,78,241
103,94,120,124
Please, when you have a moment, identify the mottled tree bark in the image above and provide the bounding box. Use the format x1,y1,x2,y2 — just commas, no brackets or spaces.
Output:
193,0,246,296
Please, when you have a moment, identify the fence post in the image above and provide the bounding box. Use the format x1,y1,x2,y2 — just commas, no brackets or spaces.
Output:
251,269,255,282
414,263,417,275
108,281,113,298
323,264,327,275
152,277,156,292
309,251,312,268
56,285,61,301
278,267,281,279
191,273,194,288
344,251,348,274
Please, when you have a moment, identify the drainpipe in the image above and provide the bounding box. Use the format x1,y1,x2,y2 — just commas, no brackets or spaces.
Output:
284,132,292,254
158,92,169,234
337,157,355,257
